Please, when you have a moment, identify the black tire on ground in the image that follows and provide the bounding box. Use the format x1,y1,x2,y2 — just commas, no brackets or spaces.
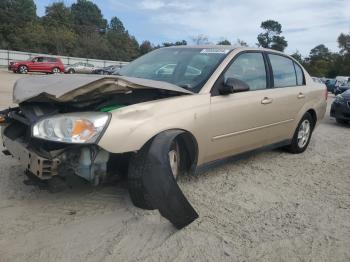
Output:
128,130,198,229
128,137,183,210
287,112,314,154
68,69,75,74
336,118,348,124
18,65,28,74
128,141,155,210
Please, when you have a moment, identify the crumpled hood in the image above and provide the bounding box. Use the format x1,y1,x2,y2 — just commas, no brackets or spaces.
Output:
13,74,193,103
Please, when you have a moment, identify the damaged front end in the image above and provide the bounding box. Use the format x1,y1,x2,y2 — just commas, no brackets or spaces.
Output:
1,75,198,229
1,107,110,185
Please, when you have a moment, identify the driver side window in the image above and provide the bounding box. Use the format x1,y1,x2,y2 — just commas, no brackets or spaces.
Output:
224,53,267,91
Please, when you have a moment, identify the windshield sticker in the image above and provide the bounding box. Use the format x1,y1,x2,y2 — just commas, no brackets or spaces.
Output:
200,49,230,54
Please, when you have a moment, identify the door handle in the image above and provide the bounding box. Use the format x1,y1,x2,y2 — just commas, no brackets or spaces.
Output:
261,97,273,104
297,92,305,99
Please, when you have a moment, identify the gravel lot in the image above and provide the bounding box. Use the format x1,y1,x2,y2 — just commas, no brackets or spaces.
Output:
0,69,349,261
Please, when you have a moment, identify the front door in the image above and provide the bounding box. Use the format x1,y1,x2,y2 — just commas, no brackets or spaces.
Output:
206,52,287,162
29,57,46,72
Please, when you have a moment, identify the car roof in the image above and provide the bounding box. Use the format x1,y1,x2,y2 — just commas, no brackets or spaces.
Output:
164,45,286,55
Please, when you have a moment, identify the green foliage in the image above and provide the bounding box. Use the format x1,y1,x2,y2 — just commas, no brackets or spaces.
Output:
217,39,231,45
1,0,349,77
257,20,288,52
162,40,187,47
0,0,37,49
291,51,304,64
338,32,350,54
71,0,107,30
139,41,153,55
301,44,347,78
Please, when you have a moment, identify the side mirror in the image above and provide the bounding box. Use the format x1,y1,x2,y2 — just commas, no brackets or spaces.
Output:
219,78,250,95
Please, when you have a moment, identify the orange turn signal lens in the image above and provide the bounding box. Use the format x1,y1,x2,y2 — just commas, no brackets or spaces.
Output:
71,119,95,140
0,115,6,123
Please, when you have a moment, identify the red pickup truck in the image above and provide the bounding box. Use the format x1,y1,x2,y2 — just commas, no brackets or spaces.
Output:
8,56,65,74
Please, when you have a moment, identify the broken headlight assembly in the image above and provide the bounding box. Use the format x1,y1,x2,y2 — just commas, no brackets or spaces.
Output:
32,112,110,143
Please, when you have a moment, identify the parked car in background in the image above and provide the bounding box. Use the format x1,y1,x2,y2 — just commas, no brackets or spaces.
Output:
325,79,338,93
335,76,350,83
334,83,350,95
65,62,98,74
92,65,121,75
8,56,64,74
1,46,327,228
331,89,350,124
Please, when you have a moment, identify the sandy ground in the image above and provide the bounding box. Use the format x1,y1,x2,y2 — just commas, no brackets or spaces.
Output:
0,69,349,261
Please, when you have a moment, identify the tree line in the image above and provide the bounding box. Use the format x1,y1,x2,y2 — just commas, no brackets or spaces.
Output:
0,0,349,77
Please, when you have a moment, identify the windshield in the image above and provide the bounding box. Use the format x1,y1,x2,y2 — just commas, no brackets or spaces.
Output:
116,47,230,92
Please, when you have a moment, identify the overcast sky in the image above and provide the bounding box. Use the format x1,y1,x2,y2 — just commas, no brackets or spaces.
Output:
36,0,350,56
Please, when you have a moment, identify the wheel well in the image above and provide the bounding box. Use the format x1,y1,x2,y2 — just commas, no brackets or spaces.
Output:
141,129,199,175
176,131,198,175
307,109,317,128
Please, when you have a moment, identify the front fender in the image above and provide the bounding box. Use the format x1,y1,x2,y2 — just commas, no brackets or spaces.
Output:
97,94,210,159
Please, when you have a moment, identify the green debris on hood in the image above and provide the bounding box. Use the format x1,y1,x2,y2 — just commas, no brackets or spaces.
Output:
100,105,125,112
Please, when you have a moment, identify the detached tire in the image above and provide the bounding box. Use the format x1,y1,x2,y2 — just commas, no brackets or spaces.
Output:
287,112,314,154
128,142,155,210
127,130,199,229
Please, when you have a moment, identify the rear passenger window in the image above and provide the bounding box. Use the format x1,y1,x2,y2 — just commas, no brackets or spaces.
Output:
294,63,304,85
269,54,296,87
47,57,57,62
224,52,267,91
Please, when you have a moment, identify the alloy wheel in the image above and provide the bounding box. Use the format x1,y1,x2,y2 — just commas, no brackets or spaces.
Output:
168,142,180,179
297,119,311,148
19,66,28,74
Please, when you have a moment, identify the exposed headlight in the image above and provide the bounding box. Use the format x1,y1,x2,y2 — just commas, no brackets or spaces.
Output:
32,112,110,143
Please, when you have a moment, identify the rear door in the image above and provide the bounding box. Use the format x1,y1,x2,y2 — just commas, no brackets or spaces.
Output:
265,53,307,141
47,57,57,71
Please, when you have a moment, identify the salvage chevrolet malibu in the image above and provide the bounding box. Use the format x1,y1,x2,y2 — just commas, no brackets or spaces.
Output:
0,46,327,228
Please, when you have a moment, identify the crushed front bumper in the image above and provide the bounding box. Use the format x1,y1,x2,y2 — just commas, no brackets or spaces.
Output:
3,135,61,179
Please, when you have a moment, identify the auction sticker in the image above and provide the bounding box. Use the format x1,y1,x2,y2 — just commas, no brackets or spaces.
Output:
200,49,230,54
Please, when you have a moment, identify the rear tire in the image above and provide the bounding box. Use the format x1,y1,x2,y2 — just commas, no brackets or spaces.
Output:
52,67,61,74
287,112,314,154
68,69,75,74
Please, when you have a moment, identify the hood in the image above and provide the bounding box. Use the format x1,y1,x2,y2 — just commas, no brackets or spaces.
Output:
13,75,193,103
341,89,350,99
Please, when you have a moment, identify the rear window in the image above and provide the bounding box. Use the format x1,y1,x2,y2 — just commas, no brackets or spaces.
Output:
269,54,297,87
294,63,304,86
47,57,57,62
